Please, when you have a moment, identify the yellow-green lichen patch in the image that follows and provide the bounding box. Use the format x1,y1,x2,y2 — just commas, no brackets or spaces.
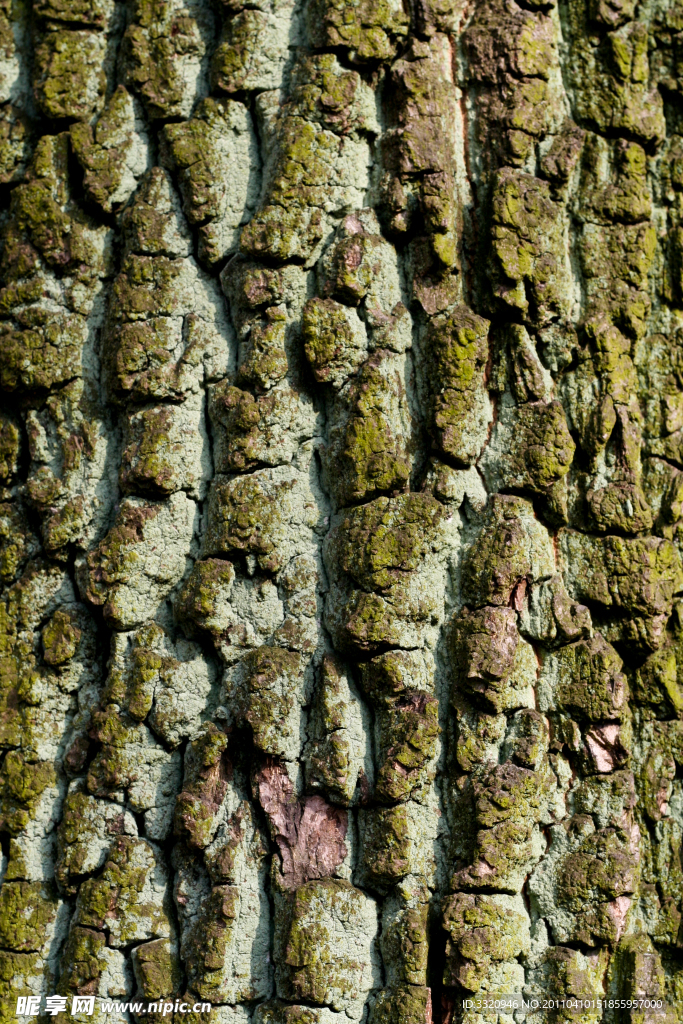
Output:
587,481,653,535
240,59,374,264
209,382,317,474
0,751,57,836
322,351,411,509
306,0,409,64
582,136,651,225
0,951,45,1024
119,167,192,260
489,168,570,326
480,399,575,519
380,876,430,988
525,945,608,1023
357,803,438,891
634,642,683,717
0,314,86,395
55,790,138,896
0,503,40,583
442,892,530,991
211,3,294,95
326,494,443,593
319,229,386,306
323,492,446,651
0,415,20,482
33,0,113,28
374,693,439,803
581,223,656,343
174,724,231,850
324,576,442,656
174,558,235,640
103,621,213,751
70,85,148,214
609,933,669,1005
461,494,555,608
304,654,366,806
33,30,106,122
131,938,181,1001
235,306,289,393
0,104,32,185
120,399,209,499
538,633,627,722
182,877,271,1004
358,650,435,702
423,305,491,465
162,98,258,267
368,986,432,1024
121,0,211,122
103,186,229,401
530,815,640,947
463,0,560,170
565,7,665,146
451,759,553,894
560,529,683,649
0,881,61,953
82,493,196,630
226,646,305,759
72,836,171,947
279,878,380,1017
203,467,320,574
84,706,181,831
204,799,269,886
56,925,106,997
302,297,367,389
42,609,81,666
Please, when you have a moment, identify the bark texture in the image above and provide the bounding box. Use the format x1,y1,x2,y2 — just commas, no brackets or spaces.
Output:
1,0,683,1021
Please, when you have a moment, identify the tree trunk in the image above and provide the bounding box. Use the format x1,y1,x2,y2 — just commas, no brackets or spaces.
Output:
1,0,681,1020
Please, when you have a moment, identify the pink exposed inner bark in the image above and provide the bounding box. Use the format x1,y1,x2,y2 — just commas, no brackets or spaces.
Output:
255,762,348,889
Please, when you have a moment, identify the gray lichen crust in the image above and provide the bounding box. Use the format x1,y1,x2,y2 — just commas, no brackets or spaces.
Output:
1,0,683,1022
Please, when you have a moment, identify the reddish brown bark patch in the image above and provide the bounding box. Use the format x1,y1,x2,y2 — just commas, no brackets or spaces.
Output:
255,761,348,889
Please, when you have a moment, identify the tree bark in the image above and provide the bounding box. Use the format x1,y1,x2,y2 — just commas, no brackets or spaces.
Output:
0,0,682,1021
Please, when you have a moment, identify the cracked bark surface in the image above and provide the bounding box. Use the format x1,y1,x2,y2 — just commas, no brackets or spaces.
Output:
2,0,683,1022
